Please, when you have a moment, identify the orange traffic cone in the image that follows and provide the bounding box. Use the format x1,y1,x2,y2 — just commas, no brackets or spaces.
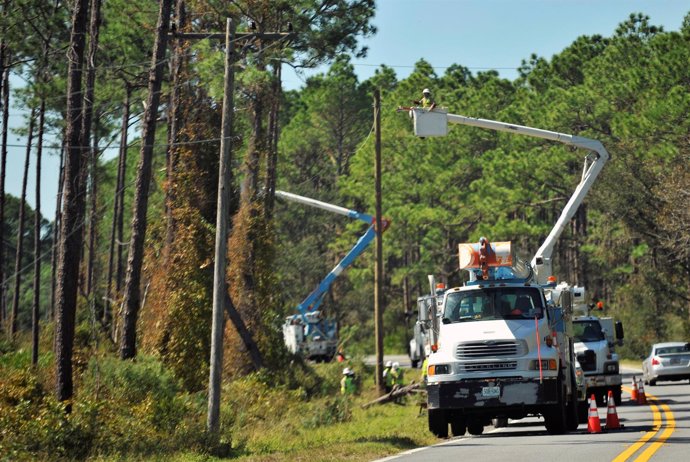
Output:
637,378,647,405
630,376,638,403
587,394,602,433
605,390,621,430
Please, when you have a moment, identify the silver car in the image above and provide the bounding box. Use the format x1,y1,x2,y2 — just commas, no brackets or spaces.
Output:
642,342,690,385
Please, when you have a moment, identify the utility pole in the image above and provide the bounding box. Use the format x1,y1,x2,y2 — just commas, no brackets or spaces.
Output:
208,17,235,436
167,20,293,435
374,88,384,396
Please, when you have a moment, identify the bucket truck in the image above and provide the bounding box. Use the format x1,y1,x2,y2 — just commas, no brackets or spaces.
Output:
572,293,625,407
400,107,608,437
276,190,390,362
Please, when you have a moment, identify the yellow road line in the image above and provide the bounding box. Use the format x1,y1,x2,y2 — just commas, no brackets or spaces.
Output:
611,387,675,462
633,402,675,462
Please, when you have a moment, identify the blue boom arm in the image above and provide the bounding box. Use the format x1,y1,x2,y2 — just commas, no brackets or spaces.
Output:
276,190,390,336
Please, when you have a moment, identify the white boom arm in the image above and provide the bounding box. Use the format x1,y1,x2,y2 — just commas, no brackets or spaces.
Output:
406,108,609,284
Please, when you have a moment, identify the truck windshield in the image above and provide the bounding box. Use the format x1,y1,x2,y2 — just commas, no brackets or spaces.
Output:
443,287,544,322
573,321,605,342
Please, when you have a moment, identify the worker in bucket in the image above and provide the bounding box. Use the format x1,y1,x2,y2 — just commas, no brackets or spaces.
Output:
383,360,394,393
341,367,356,395
413,88,436,111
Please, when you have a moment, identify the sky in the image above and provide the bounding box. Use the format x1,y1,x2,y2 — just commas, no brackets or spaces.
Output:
5,0,690,221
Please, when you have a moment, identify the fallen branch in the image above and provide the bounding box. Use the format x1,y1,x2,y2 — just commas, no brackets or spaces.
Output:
362,382,422,409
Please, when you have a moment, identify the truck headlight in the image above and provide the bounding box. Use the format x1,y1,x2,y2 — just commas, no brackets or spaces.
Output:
529,359,557,370
428,364,450,375
604,361,619,374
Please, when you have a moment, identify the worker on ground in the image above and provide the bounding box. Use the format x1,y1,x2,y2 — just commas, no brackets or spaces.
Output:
391,361,404,387
341,367,356,395
413,88,436,111
383,360,394,393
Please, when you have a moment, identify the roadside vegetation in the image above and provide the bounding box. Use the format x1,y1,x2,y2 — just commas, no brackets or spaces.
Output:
1,331,433,461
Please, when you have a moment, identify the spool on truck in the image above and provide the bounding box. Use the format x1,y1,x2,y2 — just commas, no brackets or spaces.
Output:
399,106,609,437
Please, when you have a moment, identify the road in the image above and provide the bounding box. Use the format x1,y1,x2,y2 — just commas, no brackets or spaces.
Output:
374,369,690,462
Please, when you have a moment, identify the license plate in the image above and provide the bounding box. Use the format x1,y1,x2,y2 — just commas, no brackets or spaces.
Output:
482,386,500,397
670,358,681,365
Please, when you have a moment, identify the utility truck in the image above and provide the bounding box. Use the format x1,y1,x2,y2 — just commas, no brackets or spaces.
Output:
277,190,389,362
409,280,445,368
400,107,609,437
572,294,624,406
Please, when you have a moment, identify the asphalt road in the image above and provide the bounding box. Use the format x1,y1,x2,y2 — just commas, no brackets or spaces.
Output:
373,369,690,462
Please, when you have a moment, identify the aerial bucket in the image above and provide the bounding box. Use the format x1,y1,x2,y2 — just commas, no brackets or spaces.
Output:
412,108,448,137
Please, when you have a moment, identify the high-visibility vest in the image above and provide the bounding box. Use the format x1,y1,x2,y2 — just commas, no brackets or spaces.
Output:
383,367,394,386
421,357,429,381
341,375,356,395
421,96,435,108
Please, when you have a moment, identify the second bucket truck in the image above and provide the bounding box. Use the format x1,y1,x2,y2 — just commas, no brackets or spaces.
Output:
400,106,609,437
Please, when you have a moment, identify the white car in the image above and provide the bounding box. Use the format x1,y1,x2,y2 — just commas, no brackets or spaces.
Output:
642,342,690,386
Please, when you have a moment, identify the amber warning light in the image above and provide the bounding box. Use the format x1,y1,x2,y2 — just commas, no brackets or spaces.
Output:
458,241,514,269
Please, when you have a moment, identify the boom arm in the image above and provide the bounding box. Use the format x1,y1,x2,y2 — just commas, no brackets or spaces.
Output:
403,108,609,284
275,190,390,325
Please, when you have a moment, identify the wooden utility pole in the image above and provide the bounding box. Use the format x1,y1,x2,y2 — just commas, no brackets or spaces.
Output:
208,17,235,435
374,88,384,396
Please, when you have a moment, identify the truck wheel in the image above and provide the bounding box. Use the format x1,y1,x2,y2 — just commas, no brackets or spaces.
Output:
492,417,508,428
595,393,606,407
649,379,656,386
411,359,419,368
428,409,448,438
578,401,589,424
467,420,484,435
450,416,466,436
566,378,579,431
613,387,622,406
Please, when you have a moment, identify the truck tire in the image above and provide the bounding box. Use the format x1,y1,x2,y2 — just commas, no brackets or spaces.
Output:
492,417,508,428
411,359,419,368
595,392,606,407
578,400,589,424
613,386,622,406
566,373,579,431
428,409,448,438
467,420,484,435
450,415,466,436
544,380,567,434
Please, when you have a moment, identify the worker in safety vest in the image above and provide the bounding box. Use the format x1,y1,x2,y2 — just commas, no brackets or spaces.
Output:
341,367,356,395
413,88,436,111
391,362,404,387
420,357,429,386
383,360,394,393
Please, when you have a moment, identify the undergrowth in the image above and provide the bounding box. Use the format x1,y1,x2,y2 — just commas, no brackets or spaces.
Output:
0,338,432,462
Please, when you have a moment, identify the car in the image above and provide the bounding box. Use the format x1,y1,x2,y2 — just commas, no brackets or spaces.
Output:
642,342,690,386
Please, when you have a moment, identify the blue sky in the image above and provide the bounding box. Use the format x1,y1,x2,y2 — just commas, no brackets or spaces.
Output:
5,0,690,220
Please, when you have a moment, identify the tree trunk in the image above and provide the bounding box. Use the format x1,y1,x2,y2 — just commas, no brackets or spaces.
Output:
55,0,90,406
11,109,35,337
50,142,65,321
0,57,9,327
119,0,173,359
104,85,130,330
116,87,130,294
82,0,102,299
87,120,99,317
165,0,186,251
32,99,45,366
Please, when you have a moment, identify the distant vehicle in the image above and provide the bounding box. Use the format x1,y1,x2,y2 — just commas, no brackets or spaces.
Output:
642,342,690,385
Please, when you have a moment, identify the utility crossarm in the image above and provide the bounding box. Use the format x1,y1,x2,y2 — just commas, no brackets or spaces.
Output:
400,107,609,284
275,190,390,324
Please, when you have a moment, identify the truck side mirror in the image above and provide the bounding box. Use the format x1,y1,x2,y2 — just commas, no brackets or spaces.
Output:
417,300,428,322
615,321,624,343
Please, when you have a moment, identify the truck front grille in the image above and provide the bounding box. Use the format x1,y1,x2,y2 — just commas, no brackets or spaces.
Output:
462,361,518,371
456,340,523,359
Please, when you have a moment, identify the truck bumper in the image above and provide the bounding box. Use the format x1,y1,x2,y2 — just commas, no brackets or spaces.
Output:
585,375,621,388
427,377,559,411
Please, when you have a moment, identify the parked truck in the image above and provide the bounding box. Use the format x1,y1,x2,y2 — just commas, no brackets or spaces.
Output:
572,294,624,406
277,190,389,361
409,280,445,368
400,106,609,437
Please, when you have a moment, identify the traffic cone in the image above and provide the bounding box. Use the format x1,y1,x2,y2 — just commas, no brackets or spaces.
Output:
630,376,638,403
637,378,647,405
605,390,621,430
587,394,602,433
